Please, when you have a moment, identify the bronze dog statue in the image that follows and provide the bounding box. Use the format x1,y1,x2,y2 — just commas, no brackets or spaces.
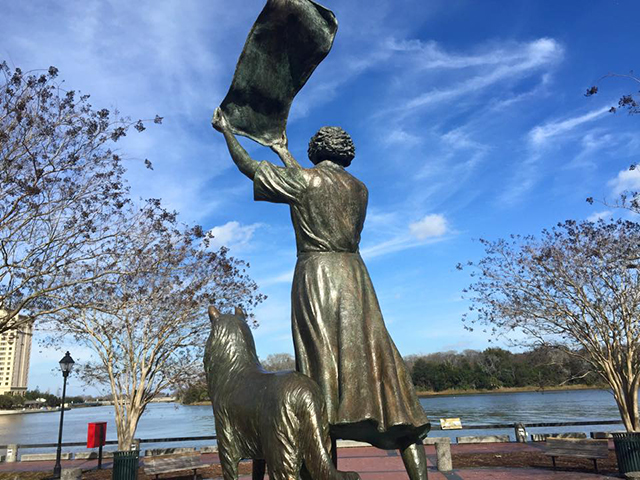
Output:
204,306,360,480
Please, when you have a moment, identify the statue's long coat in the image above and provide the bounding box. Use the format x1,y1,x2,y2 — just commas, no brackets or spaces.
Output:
254,160,431,449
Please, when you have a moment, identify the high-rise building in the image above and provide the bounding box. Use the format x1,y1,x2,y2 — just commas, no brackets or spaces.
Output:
0,321,33,395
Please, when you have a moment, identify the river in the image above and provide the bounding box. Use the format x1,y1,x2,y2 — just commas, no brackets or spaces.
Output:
0,388,624,453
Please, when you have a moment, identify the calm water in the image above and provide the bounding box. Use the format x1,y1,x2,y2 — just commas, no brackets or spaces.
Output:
0,389,623,453
422,388,622,441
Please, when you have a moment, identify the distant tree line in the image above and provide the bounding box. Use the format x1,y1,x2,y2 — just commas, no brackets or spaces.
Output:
178,347,604,404
407,347,604,393
0,389,85,410
178,353,297,404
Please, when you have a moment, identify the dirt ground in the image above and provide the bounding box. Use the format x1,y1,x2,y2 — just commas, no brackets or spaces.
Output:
451,449,618,475
81,460,254,480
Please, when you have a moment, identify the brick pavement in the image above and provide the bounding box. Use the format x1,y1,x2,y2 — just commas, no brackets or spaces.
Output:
328,445,619,479
0,443,622,479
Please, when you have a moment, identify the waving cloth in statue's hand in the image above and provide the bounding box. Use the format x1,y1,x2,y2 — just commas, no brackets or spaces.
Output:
220,0,338,146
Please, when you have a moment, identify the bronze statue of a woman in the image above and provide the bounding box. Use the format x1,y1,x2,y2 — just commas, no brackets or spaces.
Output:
213,109,431,479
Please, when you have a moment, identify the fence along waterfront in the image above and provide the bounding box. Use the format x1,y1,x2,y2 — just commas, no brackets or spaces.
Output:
0,419,624,456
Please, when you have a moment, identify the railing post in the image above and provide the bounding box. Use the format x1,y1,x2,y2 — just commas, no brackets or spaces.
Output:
435,438,452,472
5,444,18,462
515,422,527,442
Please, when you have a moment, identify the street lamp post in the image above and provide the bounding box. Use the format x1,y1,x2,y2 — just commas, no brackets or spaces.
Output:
53,351,75,478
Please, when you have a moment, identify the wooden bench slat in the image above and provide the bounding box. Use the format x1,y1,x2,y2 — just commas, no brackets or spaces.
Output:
544,438,610,472
544,450,609,459
146,463,211,474
144,452,211,476
545,445,609,454
546,438,608,446
147,458,202,467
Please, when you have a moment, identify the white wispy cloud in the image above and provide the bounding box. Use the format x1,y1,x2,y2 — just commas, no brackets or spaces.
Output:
362,213,451,259
410,127,490,212
207,221,263,251
383,128,422,146
408,214,448,239
529,106,610,148
258,270,294,287
1,0,259,222
564,131,617,170
500,105,613,205
387,37,558,70
497,152,542,206
392,38,563,115
608,168,640,196
259,214,450,275
587,210,613,222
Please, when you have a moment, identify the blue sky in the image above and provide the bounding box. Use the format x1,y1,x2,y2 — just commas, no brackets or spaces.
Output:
2,0,640,393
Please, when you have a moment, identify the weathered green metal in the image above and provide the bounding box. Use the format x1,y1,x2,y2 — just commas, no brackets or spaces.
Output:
112,451,139,480
219,0,338,146
212,1,431,478
204,306,360,480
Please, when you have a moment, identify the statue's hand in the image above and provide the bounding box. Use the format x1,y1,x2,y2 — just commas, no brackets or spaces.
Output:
212,107,229,133
270,131,289,154
270,132,301,169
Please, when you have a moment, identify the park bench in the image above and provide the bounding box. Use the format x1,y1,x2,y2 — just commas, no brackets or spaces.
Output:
544,437,609,473
144,451,212,480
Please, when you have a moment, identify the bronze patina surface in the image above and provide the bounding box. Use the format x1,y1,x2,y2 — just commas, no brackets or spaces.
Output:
211,0,431,478
213,117,431,479
252,130,431,451
220,0,338,146
204,306,360,480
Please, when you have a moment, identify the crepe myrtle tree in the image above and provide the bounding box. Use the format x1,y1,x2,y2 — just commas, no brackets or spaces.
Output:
45,200,265,450
586,72,640,213
0,62,161,332
461,219,640,431
585,71,640,115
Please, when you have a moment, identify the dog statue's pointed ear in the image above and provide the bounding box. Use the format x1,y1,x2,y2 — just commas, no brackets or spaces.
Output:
208,305,221,323
234,306,245,317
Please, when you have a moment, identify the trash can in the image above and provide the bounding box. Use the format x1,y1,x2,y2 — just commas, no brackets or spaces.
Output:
112,450,139,480
613,432,640,475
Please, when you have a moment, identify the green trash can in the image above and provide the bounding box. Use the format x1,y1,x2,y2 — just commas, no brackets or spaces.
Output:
112,450,139,480
613,432,640,475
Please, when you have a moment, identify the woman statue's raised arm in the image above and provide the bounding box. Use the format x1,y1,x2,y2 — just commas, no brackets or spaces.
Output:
212,107,259,180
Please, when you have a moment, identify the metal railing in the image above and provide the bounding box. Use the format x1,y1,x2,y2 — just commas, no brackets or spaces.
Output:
0,419,624,451
431,419,624,431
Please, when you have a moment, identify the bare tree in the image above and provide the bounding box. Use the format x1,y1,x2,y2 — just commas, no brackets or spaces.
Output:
586,72,640,115
0,62,160,332
462,219,640,431
261,353,295,372
45,201,265,449
584,72,640,214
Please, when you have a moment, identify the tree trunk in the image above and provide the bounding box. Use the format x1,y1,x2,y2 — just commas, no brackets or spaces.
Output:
610,380,640,432
116,405,144,450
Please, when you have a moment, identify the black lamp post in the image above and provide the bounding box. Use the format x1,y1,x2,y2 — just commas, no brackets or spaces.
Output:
53,351,74,478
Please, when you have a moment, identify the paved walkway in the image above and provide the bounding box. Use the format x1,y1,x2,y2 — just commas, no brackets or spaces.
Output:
320,445,620,480
0,443,622,479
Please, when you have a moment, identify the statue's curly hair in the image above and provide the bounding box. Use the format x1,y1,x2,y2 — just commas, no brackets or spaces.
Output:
307,126,355,167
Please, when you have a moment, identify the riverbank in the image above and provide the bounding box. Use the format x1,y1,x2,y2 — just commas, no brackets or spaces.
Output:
180,385,609,406
0,407,65,416
416,384,607,398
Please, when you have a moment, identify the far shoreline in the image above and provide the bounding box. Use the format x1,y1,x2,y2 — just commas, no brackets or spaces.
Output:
182,384,608,406
416,384,607,398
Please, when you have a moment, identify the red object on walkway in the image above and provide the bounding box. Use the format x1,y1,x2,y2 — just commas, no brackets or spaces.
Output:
87,422,107,448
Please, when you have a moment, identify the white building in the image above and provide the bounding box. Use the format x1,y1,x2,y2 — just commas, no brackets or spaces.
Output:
0,321,33,395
